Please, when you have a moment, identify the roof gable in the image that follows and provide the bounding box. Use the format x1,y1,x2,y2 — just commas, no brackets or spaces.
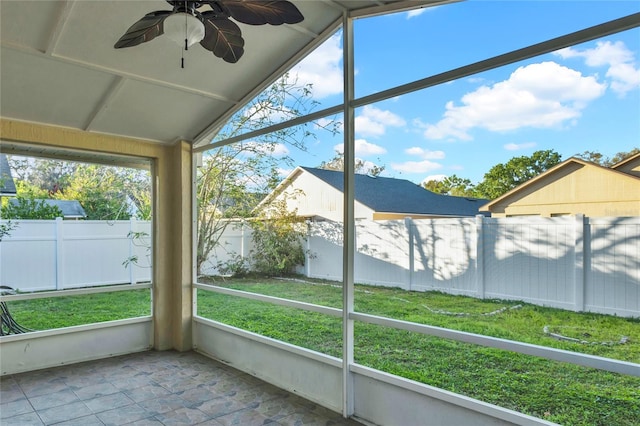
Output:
301,167,488,217
611,152,640,177
0,154,17,197
481,156,640,211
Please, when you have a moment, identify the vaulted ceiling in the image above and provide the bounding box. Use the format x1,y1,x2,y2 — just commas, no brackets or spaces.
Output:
0,0,450,152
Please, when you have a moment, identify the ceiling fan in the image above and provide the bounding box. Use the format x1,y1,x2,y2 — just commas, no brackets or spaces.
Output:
114,1,304,64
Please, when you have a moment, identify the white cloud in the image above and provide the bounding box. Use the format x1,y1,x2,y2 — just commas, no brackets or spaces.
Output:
406,8,427,19
406,5,439,19
423,61,606,141
555,40,640,96
333,139,387,156
405,147,445,160
290,34,343,99
504,142,537,151
391,160,443,174
422,174,447,184
277,168,292,177
355,105,406,137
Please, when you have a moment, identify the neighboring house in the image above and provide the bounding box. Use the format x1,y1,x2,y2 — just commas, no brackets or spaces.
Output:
0,154,17,197
8,198,87,220
257,166,489,221
480,153,640,217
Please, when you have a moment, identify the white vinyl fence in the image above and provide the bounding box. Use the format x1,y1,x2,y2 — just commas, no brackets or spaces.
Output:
2,216,638,317
204,216,639,318
0,218,151,291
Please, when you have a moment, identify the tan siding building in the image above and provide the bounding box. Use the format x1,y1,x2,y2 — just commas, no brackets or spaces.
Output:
480,153,640,217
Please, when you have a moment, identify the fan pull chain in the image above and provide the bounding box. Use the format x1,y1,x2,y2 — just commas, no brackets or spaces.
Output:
182,4,188,69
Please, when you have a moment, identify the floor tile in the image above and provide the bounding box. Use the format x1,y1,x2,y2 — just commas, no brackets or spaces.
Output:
2,411,44,425
214,406,276,426
37,400,92,425
96,403,154,426
84,391,135,413
55,414,105,425
124,383,172,403
73,381,119,400
29,389,81,411
0,382,26,404
3,351,363,426
0,398,34,420
137,395,189,415
153,406,211,425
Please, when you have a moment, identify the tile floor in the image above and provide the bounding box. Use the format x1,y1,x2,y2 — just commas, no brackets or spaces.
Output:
1,350,363,425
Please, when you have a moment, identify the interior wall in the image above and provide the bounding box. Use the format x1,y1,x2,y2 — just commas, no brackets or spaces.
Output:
0,118,193,351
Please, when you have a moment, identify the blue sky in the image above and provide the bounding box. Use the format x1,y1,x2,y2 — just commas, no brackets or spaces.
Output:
266,0,640,185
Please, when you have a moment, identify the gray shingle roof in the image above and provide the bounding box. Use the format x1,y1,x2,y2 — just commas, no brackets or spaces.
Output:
1,154,17,197
8,199,86,218
301,167,489,217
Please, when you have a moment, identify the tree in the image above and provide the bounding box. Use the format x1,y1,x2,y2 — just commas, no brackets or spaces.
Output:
8,157,76,195
1,197,62,219
8,156,151,221
196,73,336,275
319,151,386,177
249,196,306,276
422,174,477,197
576,148,639,167
474,150,562,199
54,164,150,220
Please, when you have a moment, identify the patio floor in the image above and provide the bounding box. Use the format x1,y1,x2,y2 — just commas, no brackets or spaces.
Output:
0,350,363,425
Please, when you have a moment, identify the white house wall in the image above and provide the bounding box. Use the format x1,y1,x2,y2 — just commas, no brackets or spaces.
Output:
276,171,374,222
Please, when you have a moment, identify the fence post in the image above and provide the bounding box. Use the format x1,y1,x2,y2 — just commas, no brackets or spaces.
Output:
129,218,136,285
475,215,485,299
574,214,585,312
240,220,249,260
55,217,64,290
305,220,311,277
404,217,414,291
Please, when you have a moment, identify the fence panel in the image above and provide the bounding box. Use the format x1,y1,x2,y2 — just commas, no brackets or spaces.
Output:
353,220,411,288
482,217,575,310
199,221,253,277
0,219,151,291
587,217,640,316
0,221,57,291
411,218,478,295
307,221,343,281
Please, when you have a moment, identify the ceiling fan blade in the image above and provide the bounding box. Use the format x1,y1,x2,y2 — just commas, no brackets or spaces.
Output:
114,11,172,48
200,13,245,63
221,1,304,26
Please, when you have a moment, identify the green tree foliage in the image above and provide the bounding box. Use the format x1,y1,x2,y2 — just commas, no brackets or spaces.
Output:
59,164,152,220
8,156,151,221
8,157,76,194
319,150,386,177
249,198,306,276
1,197,62,219
422,174,477,197
575,148,639,167
474,150,562,199
197,73,336,275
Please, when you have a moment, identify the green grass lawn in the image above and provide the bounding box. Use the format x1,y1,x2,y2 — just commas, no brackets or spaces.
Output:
4,278,639,425
196,276,640,426
6,289,151,331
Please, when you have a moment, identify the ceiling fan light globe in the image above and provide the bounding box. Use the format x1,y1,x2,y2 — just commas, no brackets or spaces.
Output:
164,12,205,47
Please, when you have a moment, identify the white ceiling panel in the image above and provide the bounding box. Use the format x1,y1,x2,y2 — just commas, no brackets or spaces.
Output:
87,78,230,143
0,0,453,147
0,48,118,129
